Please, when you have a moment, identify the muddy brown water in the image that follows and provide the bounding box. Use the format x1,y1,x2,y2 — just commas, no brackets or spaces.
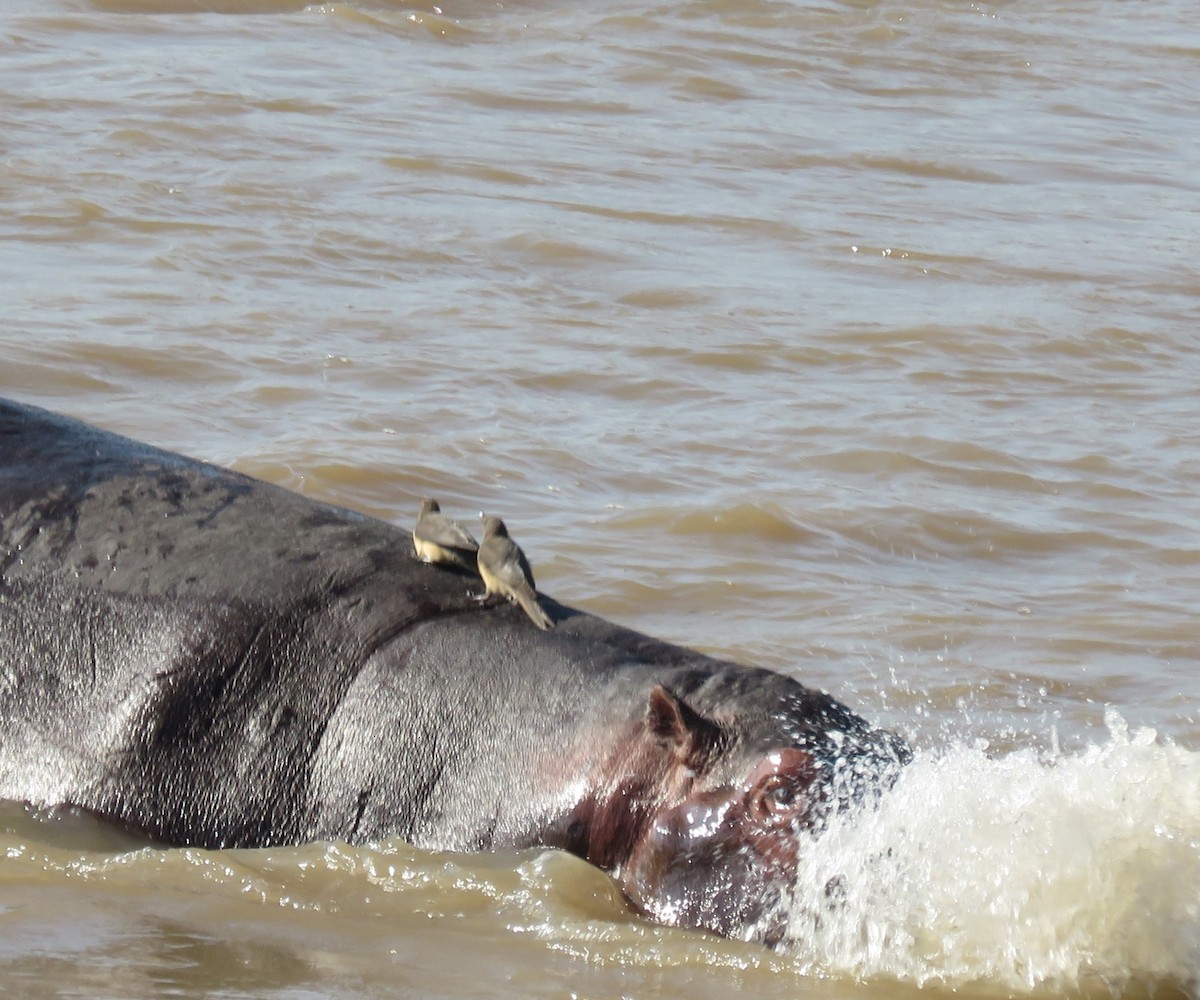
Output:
2,0,1199,996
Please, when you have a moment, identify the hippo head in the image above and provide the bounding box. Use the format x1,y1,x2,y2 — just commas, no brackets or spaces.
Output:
613,680,908,946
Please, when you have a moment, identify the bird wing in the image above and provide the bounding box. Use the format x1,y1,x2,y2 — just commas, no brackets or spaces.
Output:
416,513,479,551
487,537,537,593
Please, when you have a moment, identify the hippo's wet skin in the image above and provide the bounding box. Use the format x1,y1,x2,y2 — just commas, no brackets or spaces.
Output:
0,399,908,945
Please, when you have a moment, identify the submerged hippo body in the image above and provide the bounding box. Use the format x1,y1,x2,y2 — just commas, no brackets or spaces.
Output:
0,398,907,945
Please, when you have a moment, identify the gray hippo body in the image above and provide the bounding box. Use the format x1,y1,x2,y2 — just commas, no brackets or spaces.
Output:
0,398,906,944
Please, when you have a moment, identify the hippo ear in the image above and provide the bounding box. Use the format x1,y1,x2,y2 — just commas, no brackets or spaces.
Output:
646,685,722,766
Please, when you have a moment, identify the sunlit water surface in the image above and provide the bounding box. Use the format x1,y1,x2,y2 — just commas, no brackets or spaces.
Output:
2,0,1198,996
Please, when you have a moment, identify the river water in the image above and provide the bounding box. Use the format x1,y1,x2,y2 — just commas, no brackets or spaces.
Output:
2,0,1199,996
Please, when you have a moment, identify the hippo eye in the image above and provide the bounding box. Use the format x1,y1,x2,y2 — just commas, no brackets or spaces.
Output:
766,782,796,811
753,777,800,824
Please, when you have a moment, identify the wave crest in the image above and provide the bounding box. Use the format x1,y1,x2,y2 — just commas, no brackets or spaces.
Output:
782,715,1200,993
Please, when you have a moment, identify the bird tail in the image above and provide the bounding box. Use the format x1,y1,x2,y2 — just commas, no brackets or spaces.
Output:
517,591,554,630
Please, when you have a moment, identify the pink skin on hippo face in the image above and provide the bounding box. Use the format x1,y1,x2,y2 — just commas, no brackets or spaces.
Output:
587,683,882,946
619,744,823,944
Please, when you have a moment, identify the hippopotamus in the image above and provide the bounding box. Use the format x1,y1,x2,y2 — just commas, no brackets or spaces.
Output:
0,398,908,946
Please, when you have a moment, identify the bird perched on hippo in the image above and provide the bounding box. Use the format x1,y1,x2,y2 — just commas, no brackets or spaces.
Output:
475,513,555,630
413,500,554,630
0,398,909,947
412,498,478,570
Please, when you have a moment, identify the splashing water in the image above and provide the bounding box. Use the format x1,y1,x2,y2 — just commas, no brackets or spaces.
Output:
783,713,1200,993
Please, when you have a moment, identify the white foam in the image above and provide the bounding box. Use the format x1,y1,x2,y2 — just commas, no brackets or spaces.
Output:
782,713,1200,992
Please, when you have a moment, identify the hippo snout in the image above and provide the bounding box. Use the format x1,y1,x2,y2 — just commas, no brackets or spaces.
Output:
808,723,912,825
618,721,910,945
